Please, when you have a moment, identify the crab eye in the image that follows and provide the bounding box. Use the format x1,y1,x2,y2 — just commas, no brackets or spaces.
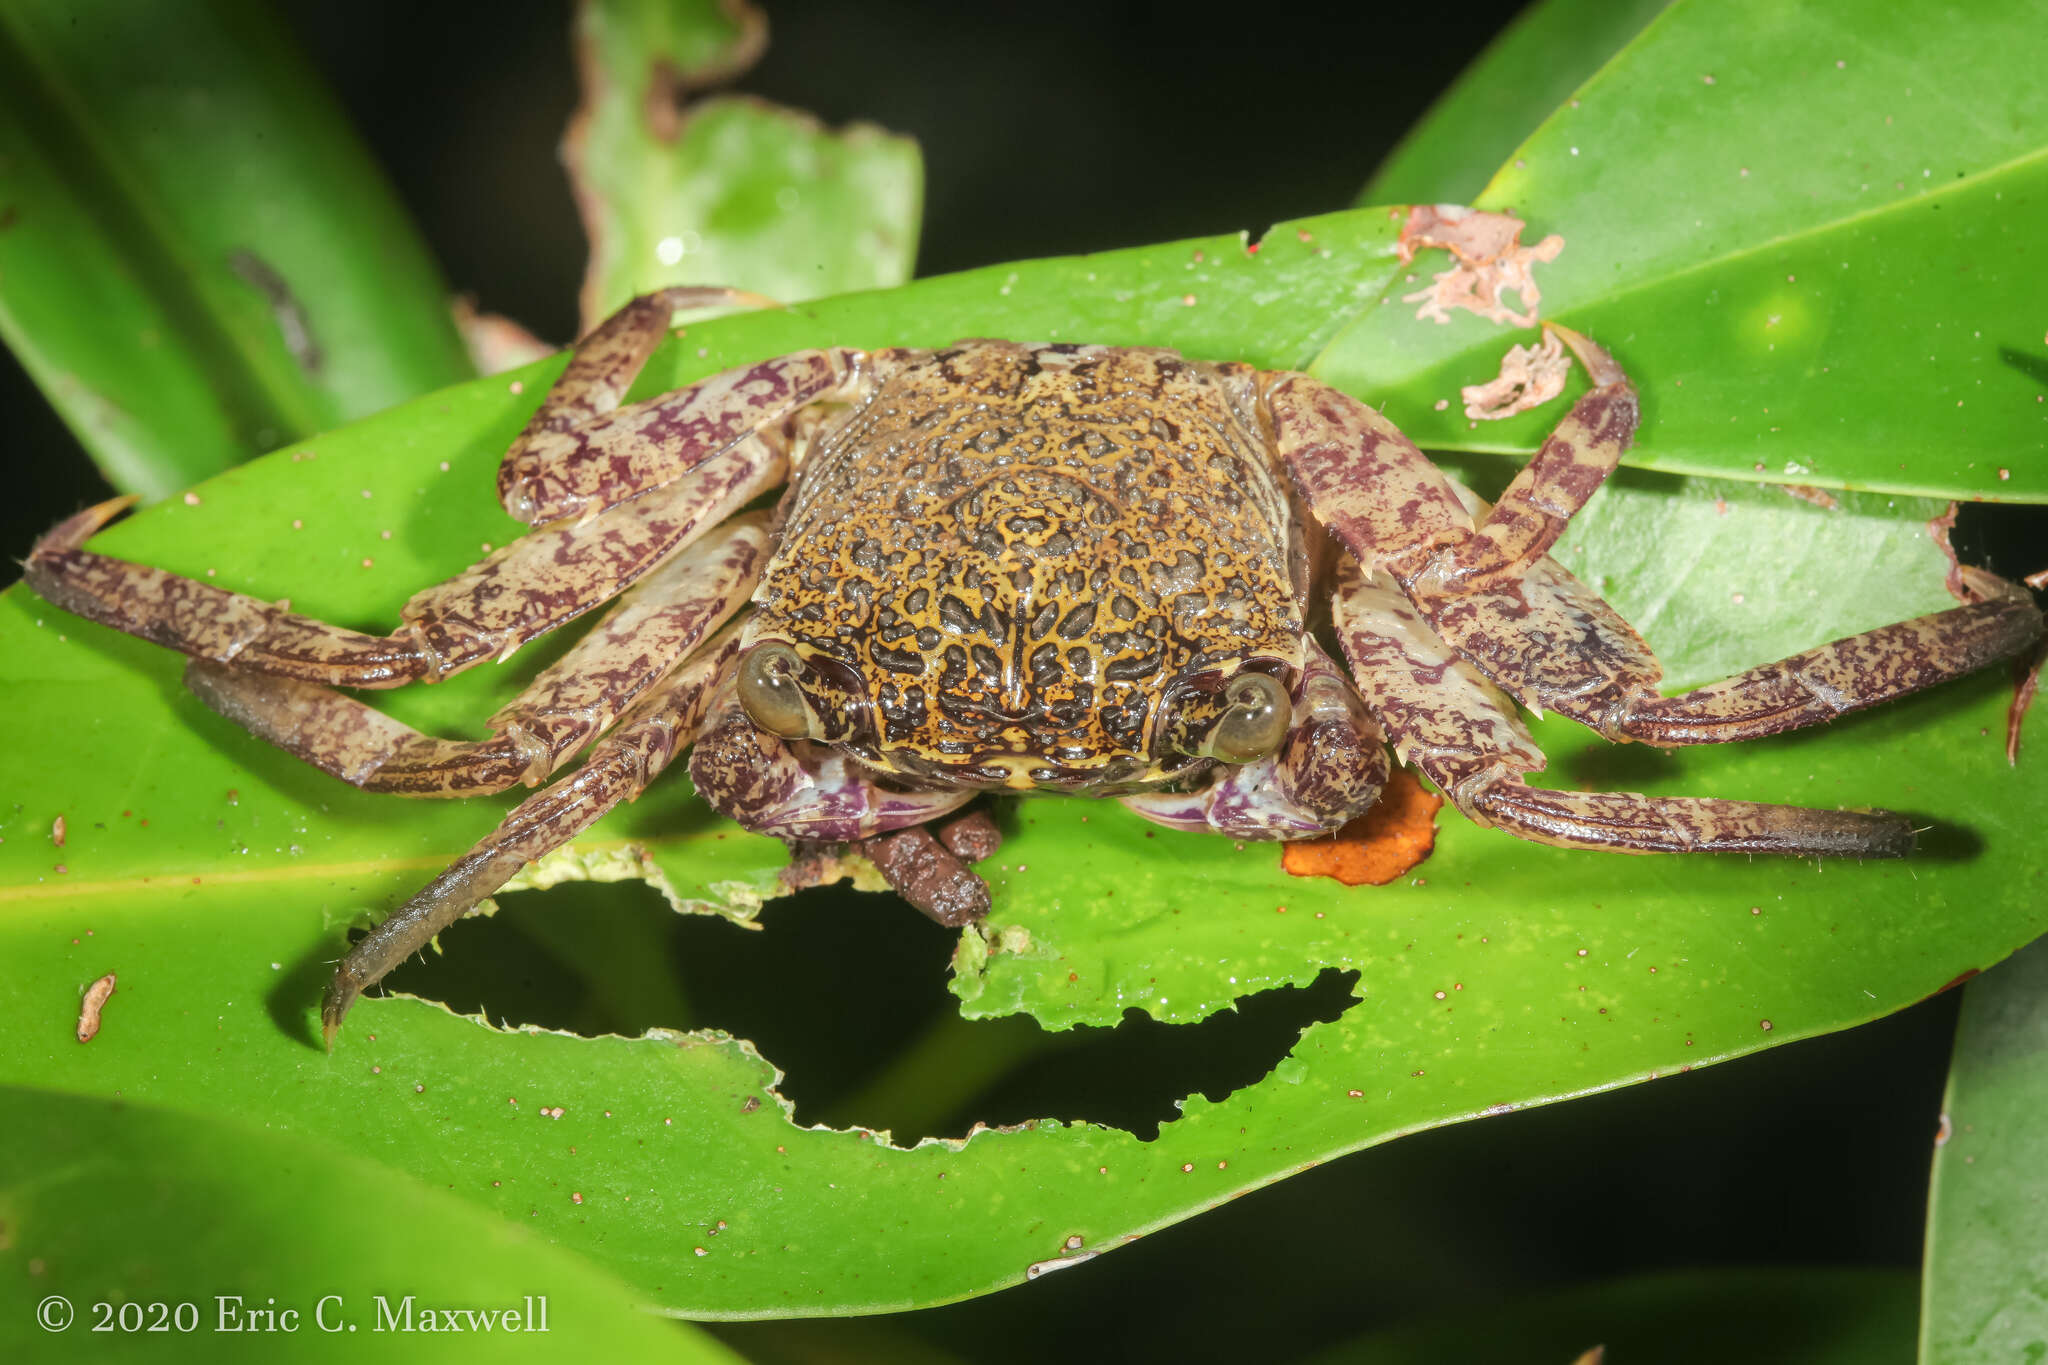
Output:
1205,673,1290,764
737,642,819,739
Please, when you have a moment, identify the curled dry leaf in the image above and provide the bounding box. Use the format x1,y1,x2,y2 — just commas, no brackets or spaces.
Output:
1462,328,1571,420
76,972,117,1043
1396,203,1564,327
1281,769,1444,886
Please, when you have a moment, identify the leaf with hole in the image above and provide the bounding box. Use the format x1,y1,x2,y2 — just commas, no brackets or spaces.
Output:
2,185,2042,1315
566,0,922,331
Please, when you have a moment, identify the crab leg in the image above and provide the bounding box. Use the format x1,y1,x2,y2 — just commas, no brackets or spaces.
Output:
1332,563,1916,856
320,623,745,1044
1431,324,1636,585
182,514,767,795
500,285,864,525
1270,357,2044,749
26,434,784,689
1120,640,1389,839
1503,556,2043,745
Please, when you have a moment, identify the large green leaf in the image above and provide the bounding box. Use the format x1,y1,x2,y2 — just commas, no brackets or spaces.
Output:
2,201,2041,1317
1920,938,2048,1363
1358,0,1670,207
0,1086,744,1362
566,0,921,330
0,0,473,500
1320,0,2048,502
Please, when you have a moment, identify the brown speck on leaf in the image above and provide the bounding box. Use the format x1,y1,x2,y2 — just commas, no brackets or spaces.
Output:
1396,204,1564,327
1779,484,1839,510
182,492,201,506
1282,769,1444,886
741,1096,761,1113
51,815,64,847
77,972,116,1042
1462,328,1571,420
1759,1019,1774,1031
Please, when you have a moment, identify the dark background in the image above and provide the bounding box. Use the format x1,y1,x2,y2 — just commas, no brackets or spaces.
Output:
5,2,2031,1359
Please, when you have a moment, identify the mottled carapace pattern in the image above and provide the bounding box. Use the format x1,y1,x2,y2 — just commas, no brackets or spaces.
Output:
750,342,1307,792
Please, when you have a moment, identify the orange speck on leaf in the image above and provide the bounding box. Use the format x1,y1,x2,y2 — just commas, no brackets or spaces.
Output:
1281,770,1444,886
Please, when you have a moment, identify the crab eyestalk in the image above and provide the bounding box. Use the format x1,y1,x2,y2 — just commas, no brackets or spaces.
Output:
736,641,821,739
1203,672,1291,763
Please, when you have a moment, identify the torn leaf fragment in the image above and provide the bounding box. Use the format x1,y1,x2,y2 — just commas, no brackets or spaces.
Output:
1397,204,1564,327
1462,329,1572,421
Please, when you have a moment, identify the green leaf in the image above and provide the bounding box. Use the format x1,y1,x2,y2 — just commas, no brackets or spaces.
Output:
1920,939,2048,1363
567,0,921,329
1304,1268,1917,1365
1358,0,1670,207
0,1086,745,1362
0,0,473,501
2,207,2041,1317
1317,0,2048,502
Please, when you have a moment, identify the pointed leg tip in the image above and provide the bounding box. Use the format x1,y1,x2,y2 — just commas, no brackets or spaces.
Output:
1869,813,1918,859
320,973,360,1050
29,493,142,560
1540,321,1627,388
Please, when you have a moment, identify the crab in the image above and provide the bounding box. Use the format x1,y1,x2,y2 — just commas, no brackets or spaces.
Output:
27,285,2045,1044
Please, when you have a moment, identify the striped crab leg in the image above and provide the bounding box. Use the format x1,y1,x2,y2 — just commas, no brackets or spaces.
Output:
321,623,745,1044
498,285,866,525
26,432,784,689
1333,561,1915,856
182,514,768,795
